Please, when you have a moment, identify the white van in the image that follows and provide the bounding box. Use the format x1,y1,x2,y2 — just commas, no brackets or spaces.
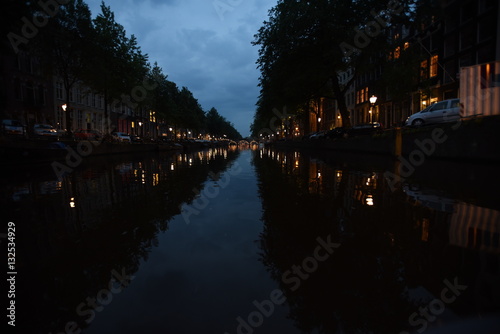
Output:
405,98,461,127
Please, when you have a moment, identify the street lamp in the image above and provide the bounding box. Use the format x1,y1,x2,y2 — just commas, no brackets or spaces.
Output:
369,95,377,123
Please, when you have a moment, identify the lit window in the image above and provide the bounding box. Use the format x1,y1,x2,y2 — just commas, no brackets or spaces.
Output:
430,55,438,77
421,60,429,80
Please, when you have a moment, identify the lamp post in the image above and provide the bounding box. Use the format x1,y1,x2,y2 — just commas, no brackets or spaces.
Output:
317,117,322,131
369,95,377,123
61,103,70,136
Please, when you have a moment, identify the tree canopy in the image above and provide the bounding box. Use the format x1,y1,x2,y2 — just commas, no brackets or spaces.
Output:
251,0,419,136
3,0,240,138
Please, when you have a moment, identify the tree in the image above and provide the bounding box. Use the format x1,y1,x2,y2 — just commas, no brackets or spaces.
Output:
206,107,242,140
147,62,180,125
253,0,413,129
88,1,148,133
35,0,93,135
176,86,205,133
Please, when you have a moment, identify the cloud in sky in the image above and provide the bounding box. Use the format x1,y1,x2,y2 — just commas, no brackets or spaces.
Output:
85,0,275,137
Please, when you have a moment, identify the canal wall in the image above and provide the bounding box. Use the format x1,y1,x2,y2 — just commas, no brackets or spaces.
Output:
272,115,500,162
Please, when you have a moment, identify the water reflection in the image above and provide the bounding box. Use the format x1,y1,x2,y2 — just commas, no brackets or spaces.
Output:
0,147,240,334
253,148,500,333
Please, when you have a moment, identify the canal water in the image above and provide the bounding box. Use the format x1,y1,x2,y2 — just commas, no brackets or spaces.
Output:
2,147,499,333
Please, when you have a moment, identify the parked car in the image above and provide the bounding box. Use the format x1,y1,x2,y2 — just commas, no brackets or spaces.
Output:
130,135,143,143
74,129,102,140
34,124,59,137
348,122,383,136
309,131,328,140
1,119,25,136
405,98,460,127
112,132,131,142
326,127,347,139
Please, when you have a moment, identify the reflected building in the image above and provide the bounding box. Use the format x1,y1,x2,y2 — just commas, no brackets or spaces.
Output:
0,148,240,334
253,148,500,333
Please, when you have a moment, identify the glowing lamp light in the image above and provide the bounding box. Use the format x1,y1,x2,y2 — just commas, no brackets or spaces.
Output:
369,95,378,104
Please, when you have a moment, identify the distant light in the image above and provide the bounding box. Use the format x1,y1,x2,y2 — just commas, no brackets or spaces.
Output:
70,197,76,208
370,95,378,104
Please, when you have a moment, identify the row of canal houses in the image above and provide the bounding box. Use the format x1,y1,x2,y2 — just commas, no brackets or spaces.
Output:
0,47,164,138
297,0,500,135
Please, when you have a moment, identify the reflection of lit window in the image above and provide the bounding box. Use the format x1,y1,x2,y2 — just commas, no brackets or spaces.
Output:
366,195,374,206
394,46,401,59
153,173,159,187
421,218,429,241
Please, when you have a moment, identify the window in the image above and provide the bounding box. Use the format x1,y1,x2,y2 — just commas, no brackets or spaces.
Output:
430,101,447,111
76,88,82,104
461,1,476,23
459,24,475,50
69,88,74,102
421,60,429,80
77,110,83,129
14,79,22,100
430,55,438,77
56,82,63,100
38,86,45,106
479,0,496,13
478,16,495,42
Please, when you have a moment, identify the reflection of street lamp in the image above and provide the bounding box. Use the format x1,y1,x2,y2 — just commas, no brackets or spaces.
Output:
369,95,377,123
317,117,322,131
